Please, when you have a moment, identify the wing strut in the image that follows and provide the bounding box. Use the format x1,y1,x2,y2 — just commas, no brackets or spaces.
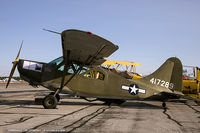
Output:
87,45,106,64
54,50,70,97
54,45,107,96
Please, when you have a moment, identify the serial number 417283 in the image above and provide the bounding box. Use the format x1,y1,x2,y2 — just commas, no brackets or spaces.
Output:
150,78,174,89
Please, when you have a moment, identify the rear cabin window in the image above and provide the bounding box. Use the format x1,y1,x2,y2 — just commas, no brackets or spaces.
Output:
84,71,105,80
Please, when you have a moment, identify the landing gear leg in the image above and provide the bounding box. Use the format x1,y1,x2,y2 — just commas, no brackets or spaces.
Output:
49,92,60,102
162,102,166,108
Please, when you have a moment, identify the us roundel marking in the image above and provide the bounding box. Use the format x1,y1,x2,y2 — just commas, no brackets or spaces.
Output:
121,84,146,95
129,84,139,95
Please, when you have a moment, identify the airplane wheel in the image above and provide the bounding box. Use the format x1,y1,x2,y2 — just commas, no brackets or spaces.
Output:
49,92,60,102
43,95,58,109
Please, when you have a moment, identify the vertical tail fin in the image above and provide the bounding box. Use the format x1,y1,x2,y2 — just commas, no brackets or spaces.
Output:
142,57,183,92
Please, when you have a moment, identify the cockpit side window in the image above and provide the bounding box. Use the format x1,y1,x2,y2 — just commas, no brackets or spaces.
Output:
58,65,64,71
57,65,74,74
79,66,88,74
84,70,105,80
57,63,89,75
49,56,92,75
49,57,91,74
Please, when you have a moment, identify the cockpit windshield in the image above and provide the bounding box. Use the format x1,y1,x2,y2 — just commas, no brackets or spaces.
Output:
48,56,63,66
48,56,89,74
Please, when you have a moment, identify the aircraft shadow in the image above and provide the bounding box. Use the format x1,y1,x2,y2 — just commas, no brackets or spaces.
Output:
0,99,104,107
0,89,48,94
168,99,187,103
0,99,165,109
59,100,164,109
0,100,35,106
119,101,163,109
59,101,104,106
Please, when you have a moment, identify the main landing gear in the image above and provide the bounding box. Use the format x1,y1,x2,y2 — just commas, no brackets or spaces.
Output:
42,92,60,109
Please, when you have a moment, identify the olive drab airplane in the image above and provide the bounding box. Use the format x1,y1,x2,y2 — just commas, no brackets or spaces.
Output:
6,29,196,109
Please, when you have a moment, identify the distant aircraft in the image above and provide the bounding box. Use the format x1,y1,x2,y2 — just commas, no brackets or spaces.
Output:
6,29,199,109
101,60,142,79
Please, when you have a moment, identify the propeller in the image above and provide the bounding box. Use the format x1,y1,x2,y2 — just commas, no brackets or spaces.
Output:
6,41,23,88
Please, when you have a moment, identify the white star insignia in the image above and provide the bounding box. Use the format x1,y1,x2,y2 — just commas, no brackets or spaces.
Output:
129,85,138,94
122,84,146,95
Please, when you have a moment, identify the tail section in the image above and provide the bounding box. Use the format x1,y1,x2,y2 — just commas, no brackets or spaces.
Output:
142,57,183,92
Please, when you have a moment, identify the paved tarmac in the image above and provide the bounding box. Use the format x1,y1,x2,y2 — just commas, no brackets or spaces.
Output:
0,83,200,133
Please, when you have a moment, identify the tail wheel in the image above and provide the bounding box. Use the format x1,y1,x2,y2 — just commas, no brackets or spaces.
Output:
43,95,58,109
162,102,166,108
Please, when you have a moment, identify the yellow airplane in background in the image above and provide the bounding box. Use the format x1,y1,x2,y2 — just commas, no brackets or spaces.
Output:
102,60,142,79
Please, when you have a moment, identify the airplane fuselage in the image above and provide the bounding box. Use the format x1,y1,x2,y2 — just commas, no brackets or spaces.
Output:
17,58,172,101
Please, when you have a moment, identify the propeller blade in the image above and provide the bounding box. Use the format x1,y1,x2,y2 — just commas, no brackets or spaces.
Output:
6,41,23,88
6,62,18,88
15,41,23,62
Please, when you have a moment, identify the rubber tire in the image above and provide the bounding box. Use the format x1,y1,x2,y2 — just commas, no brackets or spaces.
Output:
43,95,58,109
49,92,60,102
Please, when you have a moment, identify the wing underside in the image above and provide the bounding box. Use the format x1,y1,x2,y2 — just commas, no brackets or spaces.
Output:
61,29,119,65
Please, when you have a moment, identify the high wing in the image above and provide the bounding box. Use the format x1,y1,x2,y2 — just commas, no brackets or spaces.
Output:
61,29,119,65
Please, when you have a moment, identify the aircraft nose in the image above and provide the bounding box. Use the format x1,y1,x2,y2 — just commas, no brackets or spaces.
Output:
17,59,45,84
